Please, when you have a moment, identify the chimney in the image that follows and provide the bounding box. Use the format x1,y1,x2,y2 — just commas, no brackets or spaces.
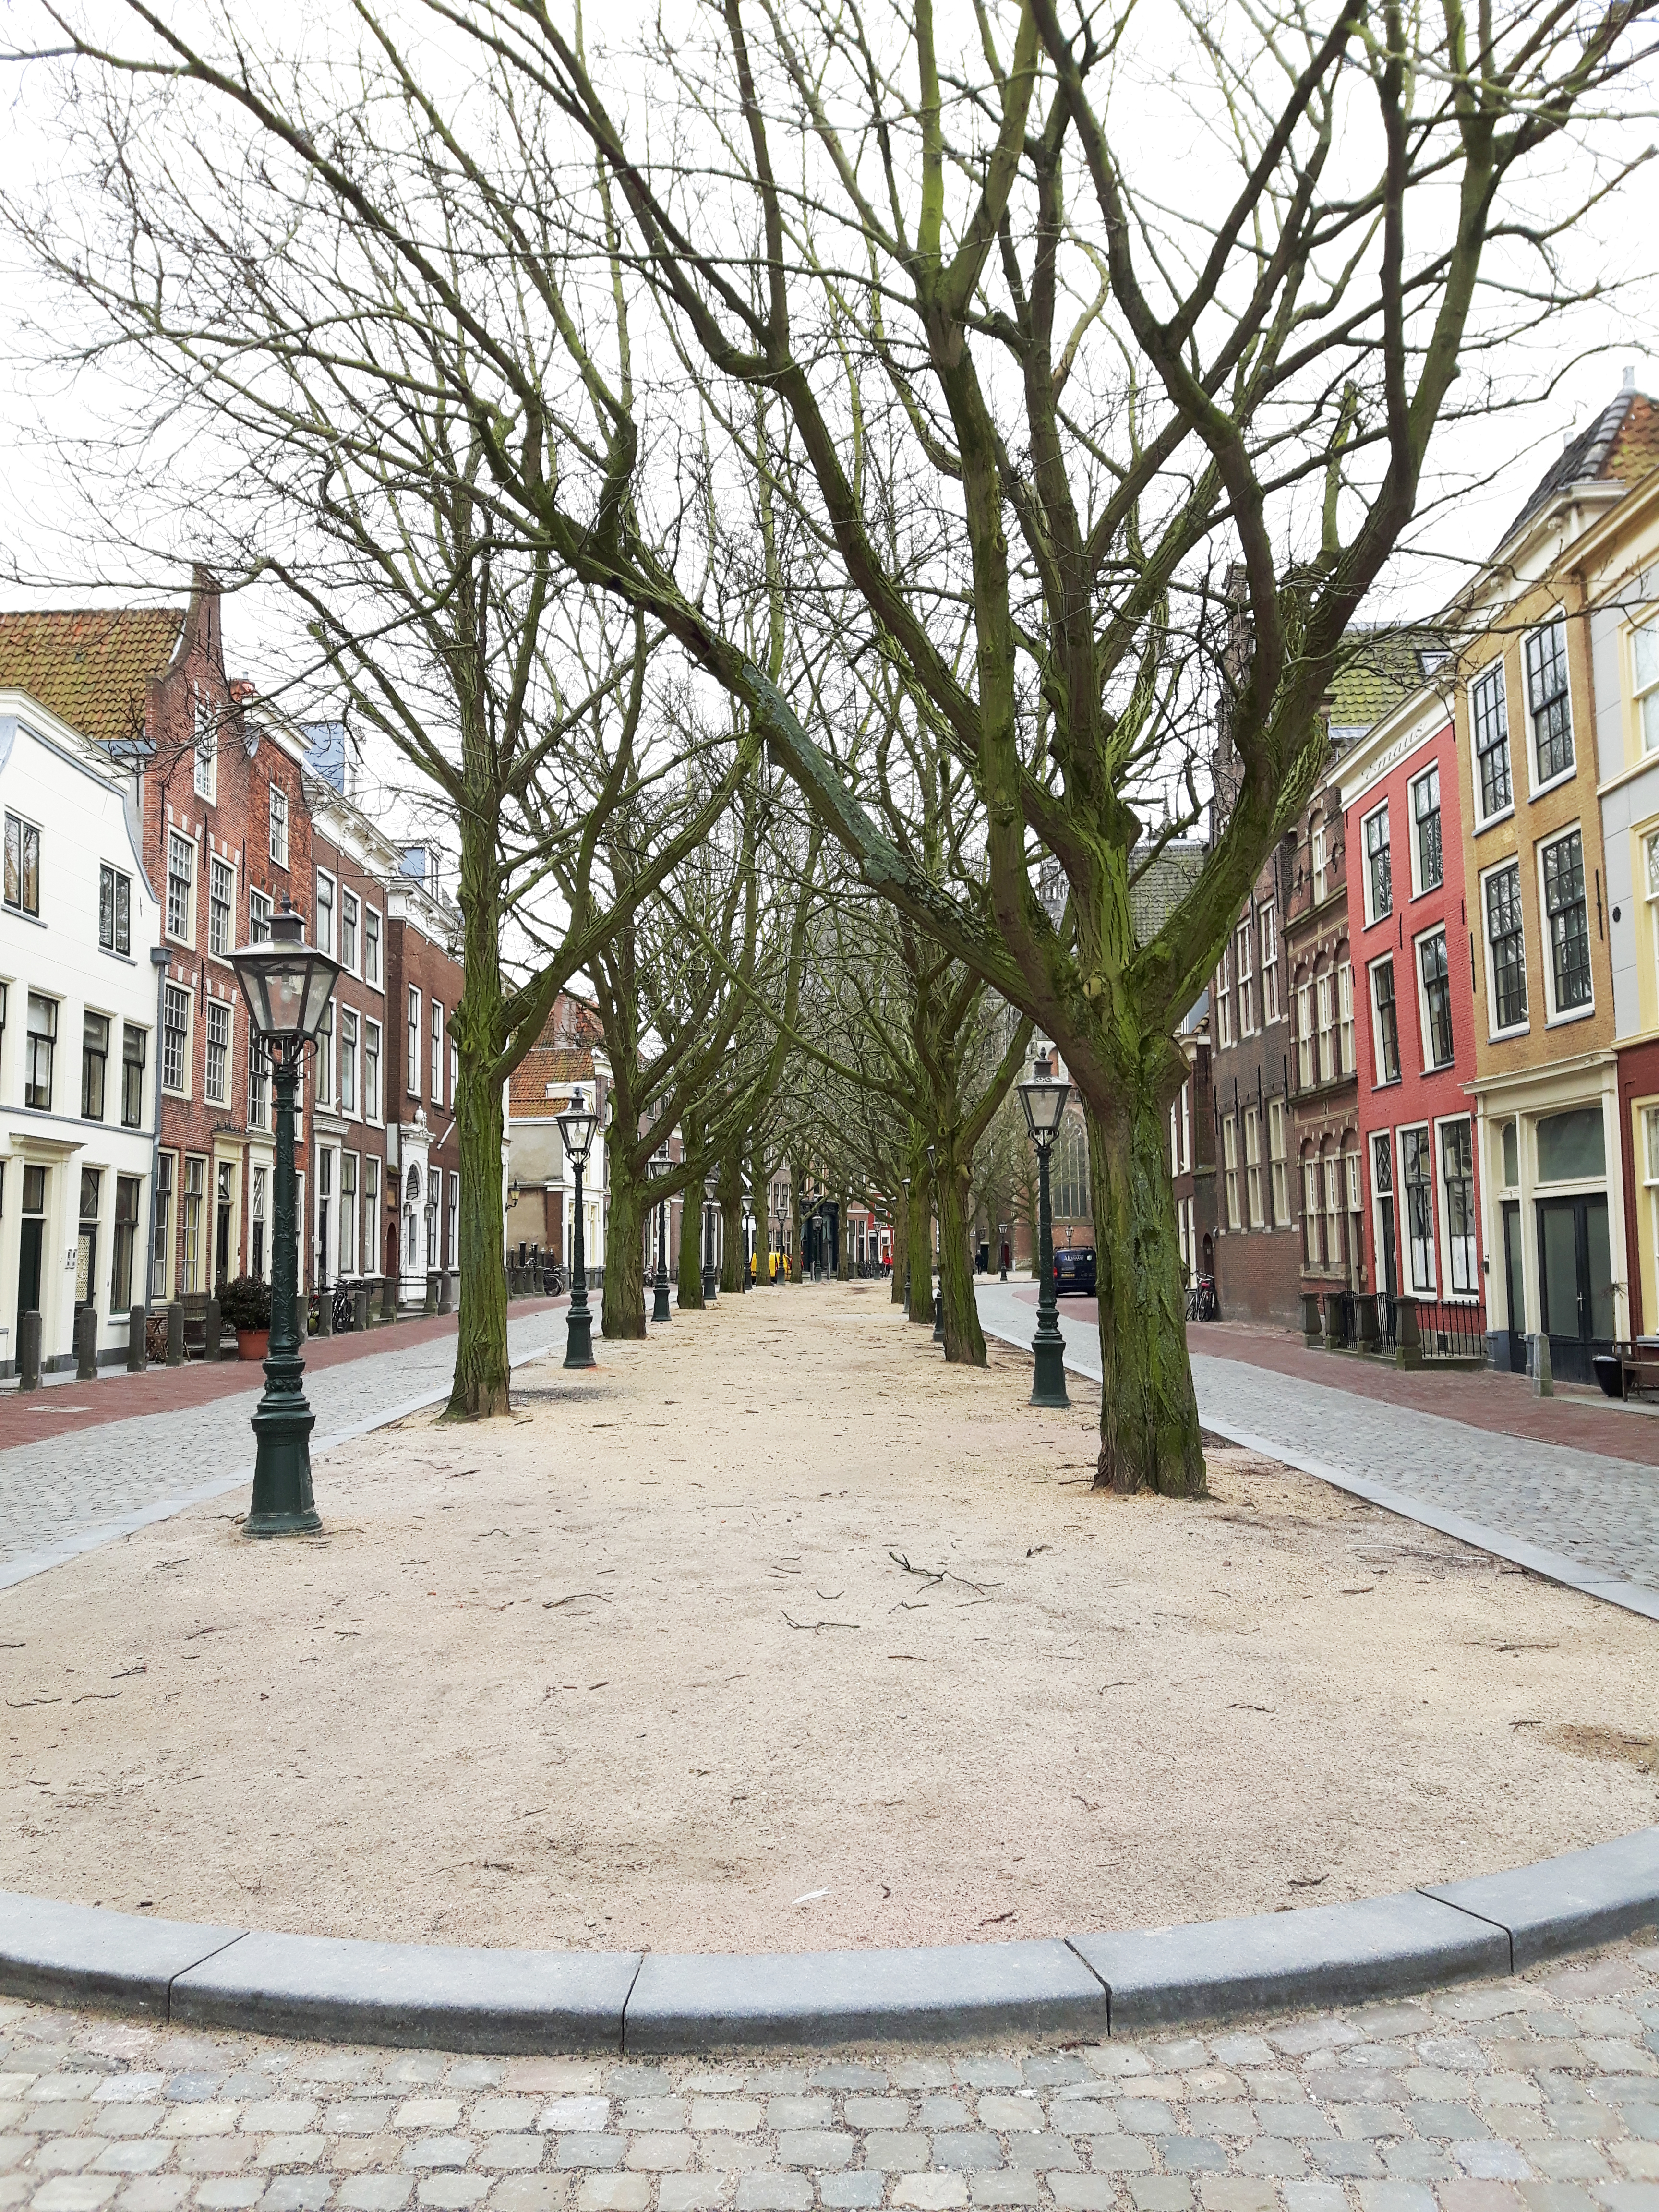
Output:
1624,365,1637,392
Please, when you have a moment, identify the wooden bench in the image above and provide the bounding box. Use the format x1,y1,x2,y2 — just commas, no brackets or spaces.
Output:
1597,1340,1659,1400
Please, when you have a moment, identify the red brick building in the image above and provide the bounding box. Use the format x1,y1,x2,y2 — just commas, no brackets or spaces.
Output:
385,854,466,1294
1286,777,1361,1311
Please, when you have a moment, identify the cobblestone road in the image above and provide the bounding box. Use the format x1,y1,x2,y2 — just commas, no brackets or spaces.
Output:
0,1312,560,1576
974,1286,1659,1600
3,1942,1659,2212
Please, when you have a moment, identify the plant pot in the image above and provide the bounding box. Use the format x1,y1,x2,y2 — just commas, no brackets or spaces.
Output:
236,1329,271,1362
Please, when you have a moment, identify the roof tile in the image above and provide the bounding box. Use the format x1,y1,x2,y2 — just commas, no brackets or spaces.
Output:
0,608,184,746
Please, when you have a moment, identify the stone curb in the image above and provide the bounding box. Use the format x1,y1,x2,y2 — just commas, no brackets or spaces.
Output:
2,1829,1656,2053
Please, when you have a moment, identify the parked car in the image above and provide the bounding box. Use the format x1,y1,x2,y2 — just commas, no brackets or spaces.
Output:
1053,1248,1097,1297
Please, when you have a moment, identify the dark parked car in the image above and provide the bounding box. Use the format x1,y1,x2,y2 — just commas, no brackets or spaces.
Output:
1053,1247,1097,1296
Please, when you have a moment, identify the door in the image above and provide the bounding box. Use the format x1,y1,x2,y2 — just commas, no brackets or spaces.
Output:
17,1164,46,1319
1502,1200,1526,1373
1536,1194,1615,1384
1378,1197,1398,1302
215,1162,234,1288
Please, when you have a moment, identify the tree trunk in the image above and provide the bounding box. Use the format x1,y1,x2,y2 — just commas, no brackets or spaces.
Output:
1087,1092,1206,1497
890,1190,907,1305
908,1172,934,1327
720,1157,745,1292
445,832,510,1418
601,1132,647,1338
835,1184,852,1279
937,1159,986,1365
677,1189,705,1310
789,1158,805,1284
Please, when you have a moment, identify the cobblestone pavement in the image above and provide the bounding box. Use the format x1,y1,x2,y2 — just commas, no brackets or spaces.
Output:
0,1311,560,1576
3,1942,1659,2212
974,1285,1659,1600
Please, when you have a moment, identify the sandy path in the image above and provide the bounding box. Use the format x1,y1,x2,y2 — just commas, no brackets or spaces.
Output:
1,1281,1654,1954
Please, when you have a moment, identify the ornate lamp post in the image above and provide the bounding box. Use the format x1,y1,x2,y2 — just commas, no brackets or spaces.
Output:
651,1156,673,1325
998,1221,1009,1283
228,896,340,1537
702,1171,720,1301
1019,1055,1072,1409
558,1103,598,1369
740,1192,753,1290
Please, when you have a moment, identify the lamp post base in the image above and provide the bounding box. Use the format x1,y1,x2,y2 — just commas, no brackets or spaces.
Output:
932,1291,944,1345
564,1305,596,1370
702,1266,718,1301
1030,1327,1070,1409
651,1275,672,1323
245,1402,322,1536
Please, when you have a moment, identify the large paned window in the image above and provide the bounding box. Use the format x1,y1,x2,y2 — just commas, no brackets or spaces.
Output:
1312,822,1330,903
1636,619,1659,756
182,1156,205,1293
1268,1096,1288,1226
1316,972,1334,1083
82,1012,108,1120
192,692,216,802
1418,930,1454,1069
1401,1126,1435,1292
339,1008,358,1114
249,888,273,944
121,1024,145,1128
1323,1155,1343,1275
316,872,335,958
1484,862,1528,1032
341,890,359,973
152,1153,174,1298
1440,1119,1478,1295
364,909,382,987
166,831,193,941
1053,1120,1090,1220
209,857,233,957
1235,919,1256,1036
205,1000,230,1106
162,983,189,1093
269,783,290,867
1337,961,1355,1075
248,1036,271,1130
1371,960,1400,1084
111,1175,141,1312
1296,978,1313,1088
340,1150,359,1274
25,993,56,1110
1525,616,1573,784
1260,902,1280,1023
407,986,422,1095
1244,1106,1263,1228
1471,662,1512,818
1222,1115,1239,1230
363,1019,381,1121
316,1003,332,1106
1541,828,1592,1014
1412,764,1443,893
1302,1156,1321,1263
1216,945,1233,1048
1364,805,1391,921
99,865,131,955
5,812,40,917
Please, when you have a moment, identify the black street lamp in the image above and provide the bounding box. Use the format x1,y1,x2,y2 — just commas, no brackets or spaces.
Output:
229,896,340,1537
740,1192,753,1291
651,1158,672,1325
559,1103,598,1369
998,1221,1009,1283
926,1143,944,1344
1019,1055,1072,1409
702,1171,720,1300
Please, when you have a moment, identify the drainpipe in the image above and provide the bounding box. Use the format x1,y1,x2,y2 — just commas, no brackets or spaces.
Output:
144,947,170,1310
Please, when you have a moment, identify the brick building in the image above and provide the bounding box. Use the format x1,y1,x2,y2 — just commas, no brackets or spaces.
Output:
385,850,466,1296
505,992,613,1281
1285,775,1360,1310
1169,1009,1216,1288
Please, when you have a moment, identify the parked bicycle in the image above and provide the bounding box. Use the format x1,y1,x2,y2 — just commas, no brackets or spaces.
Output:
1186,1274,1218,1322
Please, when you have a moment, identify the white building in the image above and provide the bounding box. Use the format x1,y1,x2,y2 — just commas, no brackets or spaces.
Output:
0,693,161,1374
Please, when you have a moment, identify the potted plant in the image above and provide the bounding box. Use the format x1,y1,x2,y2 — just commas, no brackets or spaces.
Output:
219,1274,273,1361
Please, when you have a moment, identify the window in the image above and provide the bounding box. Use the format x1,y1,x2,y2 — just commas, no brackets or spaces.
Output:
205,1000,230,1106
99,865,132,955
1316,972,1334,1083
82,1011,109,1120
4,813,40,917
25,993,56,1110
449,1040,458,1102
1364,805,1391,921
269,783,289,868
1303,1156,1322,1264
121,1023,145,1129
1312,820,1330,903
111,1175,141,1313
1440,1119,1478,1295
249,888,273,944
248,1035,271,1130
1216,945,1233,1048
182,1155,205,1294
152,1152,174,1298
192,691,216,802
1260,902,1280,1023
1471,661,1513,819
339,1151,358,1274
1235,920,1256,1037
1484,860,1528,1032
339,1007,358,1114
1411,764,1442,893
316,1002,332,1106
1636,620,1659,756
1371,960,1401,1084
1346,1151,1362,1214
1542,828,1592,1015
447,1172,459,1272
162,983,189,1094
1525,616,1573,784
1324,1155,1343,1274
1401,1126,1435,1292
1179,1081,1191,1173
363,1019,381,1121
1268,1096,1288,1226
209,857,233,957
1296,978,1313,1088
341,890,360,973
1222,1115,1239,1230
364,908,382,987
364,1157,381,1262
1337,961,1355,1075
316,872,335,958
1053,1120,1090,1220
1418,930,1454,1068
251,1166,268,1280
1244,1106,1263,1228
165,830,193,941
432,1002,444,1105
407,986,421,1095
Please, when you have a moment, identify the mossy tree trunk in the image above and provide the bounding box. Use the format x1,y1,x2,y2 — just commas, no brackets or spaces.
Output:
677,1194,705,1309
601,1124,648,1339
889,1190,907,1306
936,1155,986,1365
445,794,510,1419
907,1153,935,1328
719,1154,745,1292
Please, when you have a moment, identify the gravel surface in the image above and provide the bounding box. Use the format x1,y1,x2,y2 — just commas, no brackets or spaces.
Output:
3,1938,1659,2212
1,1285,1655,1952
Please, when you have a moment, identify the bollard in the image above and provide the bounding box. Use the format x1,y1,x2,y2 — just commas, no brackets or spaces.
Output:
1355,1294,1379,1354
425,1270,440,1315
1299,1290,1322,1348
127,1304,147,1374
1531,1331,1553,1398
353,1286,370,1334
380,1273,398,1324
438,1270,453,1314
316,1285,333,1338
166,1301,185,1366
1322,1293,1344,1352
18,1310,42,1392
1395,1295,1422,1371
932,1289,944,1345
74,1305,98,1381
204,1296,223,1362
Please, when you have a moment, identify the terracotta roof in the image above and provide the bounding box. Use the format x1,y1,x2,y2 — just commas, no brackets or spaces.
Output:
0,608,183,747
509,1045,596,1117
1499,388,1659,551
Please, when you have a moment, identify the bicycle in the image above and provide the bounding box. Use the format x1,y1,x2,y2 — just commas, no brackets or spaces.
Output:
1186,1275,1218,1322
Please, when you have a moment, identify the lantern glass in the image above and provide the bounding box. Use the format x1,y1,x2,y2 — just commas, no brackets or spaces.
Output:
558,1108,598,1170
229,900,340,1050
1018,1069,1071,1143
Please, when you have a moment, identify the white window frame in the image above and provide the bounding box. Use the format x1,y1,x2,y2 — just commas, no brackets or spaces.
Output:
1235,918,1256,1037
1633,612,1659,759
1302,1155,1321,1264
1179,1080,1191,1174
249,886,273,944
269,783,290,869
1409,761,1443,897
1470,658,1516,828
1362,801,1392,925
315,870,336,959
1415,924,1455,1072
1480,854,1530,1039
1216,943,1234,1049
1315,970,1335,1084
161,983,191,1097
192,690,216,804
208,854,234,960
1537,821,1594,1027
1436,1113,1479,1300
363,1017,382,1123
1222,1113,1239,1231
340,889,360,977
339,1006,359,1119
166,829,194,944
1369,954,1402,1085
1312,820,1330,904
1323,1153,1343,1274
431,1002,444,1106
407,985,422,1096
1296,977,1313,1089
1243,1104,1263,1228
363,906,383,990
1399,1122,1436,1294
1523,610,1575,796
204,998,231,1107
1336,960,1355,1076
1267,1096,1288,1226
1259,901,1280,1024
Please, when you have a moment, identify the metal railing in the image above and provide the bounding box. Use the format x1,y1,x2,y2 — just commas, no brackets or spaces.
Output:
1316,1289,1484,1363
1415,1298,1487,1360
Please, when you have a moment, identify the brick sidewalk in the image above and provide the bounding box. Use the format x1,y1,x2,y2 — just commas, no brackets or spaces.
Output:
0,1298,566,1455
